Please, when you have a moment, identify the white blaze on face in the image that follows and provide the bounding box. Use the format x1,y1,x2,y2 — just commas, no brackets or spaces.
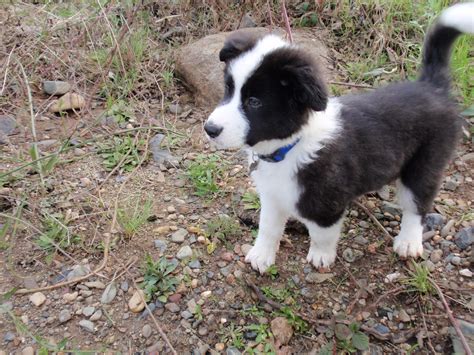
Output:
205,35,287,149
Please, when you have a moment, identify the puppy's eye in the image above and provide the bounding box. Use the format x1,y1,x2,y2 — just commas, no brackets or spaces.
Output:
246,97,262,109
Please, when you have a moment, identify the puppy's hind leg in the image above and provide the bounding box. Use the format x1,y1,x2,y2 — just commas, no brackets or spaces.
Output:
394,181,424,258
305,215,344,268
245,198,288,274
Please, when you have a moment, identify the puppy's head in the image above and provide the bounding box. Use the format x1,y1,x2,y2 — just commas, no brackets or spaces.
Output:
204,31,327,153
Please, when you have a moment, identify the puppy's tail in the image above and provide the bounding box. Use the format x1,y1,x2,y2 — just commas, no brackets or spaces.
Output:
419,2,474,90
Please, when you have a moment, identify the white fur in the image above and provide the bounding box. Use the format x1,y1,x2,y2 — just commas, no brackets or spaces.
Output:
439,2,474,34
206,35,287,149
244,100,342,273
394,181,424,258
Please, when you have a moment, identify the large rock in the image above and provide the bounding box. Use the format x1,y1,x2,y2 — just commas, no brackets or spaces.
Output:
176,27,331,107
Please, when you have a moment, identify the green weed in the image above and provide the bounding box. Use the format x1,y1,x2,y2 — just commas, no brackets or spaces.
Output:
98,135,146,172
205,215,241,251
266,264,279,280
186,154,226,197
161,69,174,87
240,305,265,318
403,261,433,295
320,322,370,354
105,98,134,124
261,286,295,305
242,191,261,211
141,255,178,303
117,197,153,238
36,214,80,254
273,306,309,334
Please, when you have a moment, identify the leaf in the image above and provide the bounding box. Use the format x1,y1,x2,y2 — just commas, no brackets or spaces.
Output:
207,242,216,254
461,104,474,117
157,294,167,303
335,323,352,341
352,331,370,350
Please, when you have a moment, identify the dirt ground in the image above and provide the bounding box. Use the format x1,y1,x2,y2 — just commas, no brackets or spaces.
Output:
0,2,473,354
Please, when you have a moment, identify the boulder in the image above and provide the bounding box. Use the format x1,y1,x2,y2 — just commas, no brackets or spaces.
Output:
176,27,332,107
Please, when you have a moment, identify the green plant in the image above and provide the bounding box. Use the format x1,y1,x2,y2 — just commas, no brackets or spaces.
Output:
274,306,309,334
105,98,134,124
141,255,178,302
261,286,295,305
403,261,433,295
186,154,226,197
205,215,242,251
242,191,261,211
218,323,245,350
266,264,279,280
36,214,80,254
162,69,174,87
98,135,146,172
240,305,265,318
245,323,274,354
320,322,369,354
117,197,153,237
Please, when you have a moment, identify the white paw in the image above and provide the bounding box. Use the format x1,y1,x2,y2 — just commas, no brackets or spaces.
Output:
245,245,276,274
393,235,423,258
306,245,336,268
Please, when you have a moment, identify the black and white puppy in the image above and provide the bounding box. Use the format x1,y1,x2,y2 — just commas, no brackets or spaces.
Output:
204,3,474,273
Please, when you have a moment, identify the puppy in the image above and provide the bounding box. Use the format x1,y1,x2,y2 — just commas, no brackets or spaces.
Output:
204,3,474,273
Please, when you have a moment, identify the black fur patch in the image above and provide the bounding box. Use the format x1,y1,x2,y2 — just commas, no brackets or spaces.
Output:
296,81,461,227
219,30,259,63
240,48,327,146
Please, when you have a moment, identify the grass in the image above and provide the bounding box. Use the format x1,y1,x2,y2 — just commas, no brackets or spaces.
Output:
320,322,370,354
36,214,80,258
117,196,153,238
403,261,434,295
242,191,261,211
186,154,227,198
141,255,178,303
98,135,147,173
205,215,242,252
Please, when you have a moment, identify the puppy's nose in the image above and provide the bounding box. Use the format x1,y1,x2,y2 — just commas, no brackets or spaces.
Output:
204,122,223,138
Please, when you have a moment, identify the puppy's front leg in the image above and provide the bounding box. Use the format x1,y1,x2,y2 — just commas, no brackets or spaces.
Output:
245,199,288,274
305,217,344,268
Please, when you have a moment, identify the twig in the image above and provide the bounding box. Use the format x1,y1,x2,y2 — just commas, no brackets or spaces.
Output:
354,200,392,239
131,279,177,355
430,278,472,355
418,301,436,353
266,0,274,29
329,81,374,89
0,47,14,96
281,1,293,43
366,285,405,311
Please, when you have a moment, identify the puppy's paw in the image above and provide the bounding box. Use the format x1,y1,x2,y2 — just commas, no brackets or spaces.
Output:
393,235,423,258
245,245,276,274
306,245,336,268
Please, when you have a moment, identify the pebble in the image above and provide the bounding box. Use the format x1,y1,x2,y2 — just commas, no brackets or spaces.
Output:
129,290,146,313
168,103,183,115
171,228,188,243
67,264,90,280
271,317,293,345
101,282,117,304
29,292,46,307
221,252,234,262
142,324,152,338
90,309,102,321
201,290,212,299
454,227,473,250
305,272,334,284
187,298,198,313
441,219,455,237
358,220,370,229
181,310,193,319
220,265,233,277
354,235,368,245
373,323,390,335
422,260,436,272
79,319,95,333
58,309,72,323
84,281,106,289
4,331,15,342
424,213,445,231
165,302,180,313
43,81,71,95
49,93,85,112
168,293,182,303
188,260,201,269
0,115,16,135
398,309,411,322
63,291,78,302
384,272,401,283
459,269,472,278
21,346,35,355
451,256,461,265
198,325,209,336
82,306,95,317
154,239,167,253
215,343,225,351
226,347,242,355
120,281,129,292
177,245,193,260
430,249,443,263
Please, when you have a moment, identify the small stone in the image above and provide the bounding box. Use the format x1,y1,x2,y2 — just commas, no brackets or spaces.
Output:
120,281,129,292
142,324,152,338
90,309,102,321
49,93,85,113
198,325,208,336
129,289,146,313
398,309,411,322
4,331,15,342
373,323,390,335
43,81,71,95
171,228,188,243
342,248,356,262
82,306,95,317
101,282,117,304
226,347,242,355
241,244,253,256
377,185,391,200
58,309,72,323
29,292,46,307
0,115,16,135
150,133,179,166
424,213,445,231
422,260,436,272
239,12,257,28
181,310,193,319
67,264,90,281
168,103,183,115
168,293,182,303
441,219,455,237
384,272,401,283
305,272,334,284
430,249,443,263
201,290,212,299
271,317,293,345
454,227,473,250
215,343,225,351
189,259,201,269
451,256,461,265
187,298,198,313
63,291,78,302
459,269,473,278
381,201,401,216
354,236,368,245
165,302,180,313
79,319,95,333
358,220,370,229
220,264,233,277
155,226,171,234
221,252,234,262
84,281,106,289
177,245,193,260
21,346,35,355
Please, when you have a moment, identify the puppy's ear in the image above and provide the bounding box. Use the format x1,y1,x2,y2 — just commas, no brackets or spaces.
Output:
219,31,258,63
280,51,328,112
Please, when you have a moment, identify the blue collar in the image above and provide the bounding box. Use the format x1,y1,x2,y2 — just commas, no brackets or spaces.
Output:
258,138,300,163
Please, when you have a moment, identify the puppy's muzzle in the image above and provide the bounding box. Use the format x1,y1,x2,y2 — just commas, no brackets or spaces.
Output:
204,122,223,138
